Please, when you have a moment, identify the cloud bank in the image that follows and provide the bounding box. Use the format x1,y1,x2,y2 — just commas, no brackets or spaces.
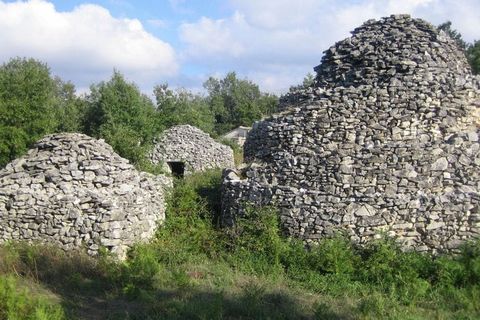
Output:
0,0,177,91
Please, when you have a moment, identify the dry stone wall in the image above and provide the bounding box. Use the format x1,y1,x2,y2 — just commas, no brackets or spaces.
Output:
222,15,480,253
149,125,234,175
0,133,172,259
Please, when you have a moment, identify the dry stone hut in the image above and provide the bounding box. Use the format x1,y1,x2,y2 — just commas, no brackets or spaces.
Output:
0,133,172,259
149,125,235,177
222,14,480,253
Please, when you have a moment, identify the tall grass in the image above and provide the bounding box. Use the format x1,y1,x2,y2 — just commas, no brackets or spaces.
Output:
0,275,65,320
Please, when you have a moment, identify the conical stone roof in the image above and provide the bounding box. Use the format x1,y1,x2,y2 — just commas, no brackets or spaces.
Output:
315,14,471,89
0,133,171,259
223,15,480,253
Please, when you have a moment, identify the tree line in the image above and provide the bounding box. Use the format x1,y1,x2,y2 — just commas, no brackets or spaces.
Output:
0,58,278,169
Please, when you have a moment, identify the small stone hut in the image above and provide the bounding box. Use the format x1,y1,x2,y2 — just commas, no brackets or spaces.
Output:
149,125,235,177
222,15,480,253
0,133,172,259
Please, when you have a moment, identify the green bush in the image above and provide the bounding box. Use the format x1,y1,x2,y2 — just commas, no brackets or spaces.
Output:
153,170,225,265
356,238,432,304
227,206,285,275
0,275,65,320
122,245,162,298
308,235,359,276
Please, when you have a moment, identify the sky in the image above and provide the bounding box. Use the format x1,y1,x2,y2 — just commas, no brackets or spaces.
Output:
0,0,479,95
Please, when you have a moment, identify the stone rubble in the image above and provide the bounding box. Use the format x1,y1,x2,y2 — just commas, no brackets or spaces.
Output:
222,15,480,253
149,125,235,175
0,133,172,259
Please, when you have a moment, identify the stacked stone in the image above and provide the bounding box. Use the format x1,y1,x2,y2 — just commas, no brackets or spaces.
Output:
222,15,480,253
150,125,235,175
0,133,172,259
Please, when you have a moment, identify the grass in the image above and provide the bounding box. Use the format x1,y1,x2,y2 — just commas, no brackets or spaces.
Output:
1,169,480,319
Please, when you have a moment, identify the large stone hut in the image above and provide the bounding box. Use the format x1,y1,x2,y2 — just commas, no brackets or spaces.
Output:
149,125,235,177
0,133,171,259
222,15,480,253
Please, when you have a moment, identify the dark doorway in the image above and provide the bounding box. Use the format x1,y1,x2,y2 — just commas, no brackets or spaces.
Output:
168,161,185,178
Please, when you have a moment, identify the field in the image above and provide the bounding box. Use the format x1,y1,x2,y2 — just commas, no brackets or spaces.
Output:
1,170,479,320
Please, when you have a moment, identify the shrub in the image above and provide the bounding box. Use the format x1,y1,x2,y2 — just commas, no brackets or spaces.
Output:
0,275,65,320
154,170,225,264
226,206,285,275
307,235,359,276
357,238,432,304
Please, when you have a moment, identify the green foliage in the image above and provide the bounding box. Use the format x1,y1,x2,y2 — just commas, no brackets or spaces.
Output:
154,170,225,264
307,236,358,276
85,71,158,165
288,72,315,92
357,238,432,303
204,72,278,134
467,40,480,74
227,206,285,274
52,78,87,133
154,84,215,135
0,58,58,167
0,275,65,320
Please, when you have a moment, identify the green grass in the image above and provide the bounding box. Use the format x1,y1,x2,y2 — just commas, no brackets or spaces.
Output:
1,169,480,319
0,275,65,320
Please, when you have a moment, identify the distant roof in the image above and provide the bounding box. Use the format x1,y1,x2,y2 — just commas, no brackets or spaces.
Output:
223,126,252,138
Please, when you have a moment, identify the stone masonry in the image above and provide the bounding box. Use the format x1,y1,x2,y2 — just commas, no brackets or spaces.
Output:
150,125,235,175
0,133,172,259
222,15,480,253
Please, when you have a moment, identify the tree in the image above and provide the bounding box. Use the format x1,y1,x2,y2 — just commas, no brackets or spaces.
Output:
0,58,59,167
288,72,315,92
85,71,158,165
467,40,480,74
53,78,88,133
203,72,278,134
154,84,215,134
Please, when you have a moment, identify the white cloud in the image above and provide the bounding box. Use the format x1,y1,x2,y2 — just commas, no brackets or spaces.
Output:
179,0,480,93
0,0,178,91
148,19,168,28
180,13,246,58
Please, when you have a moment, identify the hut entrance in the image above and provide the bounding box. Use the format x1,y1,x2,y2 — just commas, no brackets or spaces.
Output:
168,161,185,178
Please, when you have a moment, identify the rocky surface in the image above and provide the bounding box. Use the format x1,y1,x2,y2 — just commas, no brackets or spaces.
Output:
222,15,480,253
150,125,235,175
0,133,172,259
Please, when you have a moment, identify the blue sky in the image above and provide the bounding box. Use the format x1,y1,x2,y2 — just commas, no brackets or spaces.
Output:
0,0,479,95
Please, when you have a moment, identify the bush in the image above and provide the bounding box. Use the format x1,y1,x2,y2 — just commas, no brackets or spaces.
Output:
357,238,432,304
227,206,285,275
308,235,359,276
153,170,225,265
0,275,65,320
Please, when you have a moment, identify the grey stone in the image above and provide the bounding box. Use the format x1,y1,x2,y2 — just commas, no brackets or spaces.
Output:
431,157,449,171
0,133,172,260
220,14,480,254
149,125,234,175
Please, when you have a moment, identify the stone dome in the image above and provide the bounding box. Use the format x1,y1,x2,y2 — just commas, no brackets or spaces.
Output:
314,14,471,89
149,125,234,176
0,133,171,259
222,15,480,253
